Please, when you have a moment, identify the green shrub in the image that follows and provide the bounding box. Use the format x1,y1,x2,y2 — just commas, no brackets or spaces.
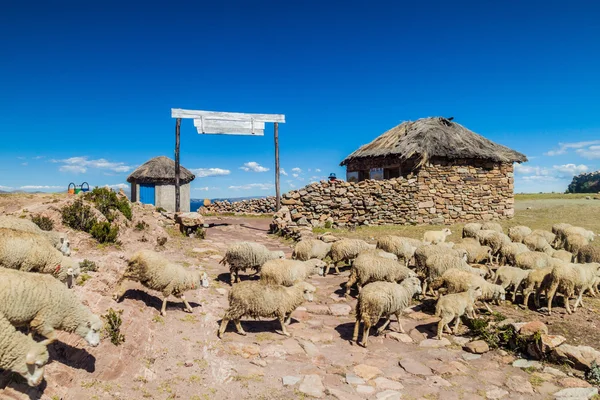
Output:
586,360,600,385
135,220,149,231
156,207,166,213
76,273,91,286
61,200,97,232
324,221,333,229
31,215,54,231
102,308,125,346
90,222,119,244
79,259,98,272
87,187,132,221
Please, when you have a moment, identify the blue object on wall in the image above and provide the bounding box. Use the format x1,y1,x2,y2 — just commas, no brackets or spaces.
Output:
139,184,155,205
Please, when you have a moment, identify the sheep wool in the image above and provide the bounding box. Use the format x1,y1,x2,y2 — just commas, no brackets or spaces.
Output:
493,265,531,302
291,239,332,261
0,215,70,256
577,245,600,263
435,285,482,339
414,244,467,278
260,259,326,286
499,242,529,266
478,231,512,263
552,249,574,263
352,277,422,347
218,281,315,338
220,242,285,284
326,239,375,275
462,223,482,239
0,312,49,387
424,253,485,291
531,229,556,246
522,267,553,308
515,251,554,270
0,268,102,347
114,250,210,316
481,222,503,233
523,233,554,255
376,235,419,266
453,241,492,264
431,269,505,312
508,226,533,243
345,253,417,296
564,233,589,255
546,262,600,315
0,228,79,285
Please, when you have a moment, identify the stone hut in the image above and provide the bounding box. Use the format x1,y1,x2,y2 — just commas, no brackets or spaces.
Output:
341,117,527,183
127,156,195,212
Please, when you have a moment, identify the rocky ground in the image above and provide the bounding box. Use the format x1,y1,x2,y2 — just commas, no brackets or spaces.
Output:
0,194,598,400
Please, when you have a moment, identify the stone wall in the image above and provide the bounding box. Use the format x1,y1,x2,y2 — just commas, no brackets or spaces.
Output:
199,197,276,214
271,159,515,231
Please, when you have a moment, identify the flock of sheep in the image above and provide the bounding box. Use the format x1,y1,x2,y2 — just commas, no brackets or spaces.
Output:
217,221,598,349
1,208,598,390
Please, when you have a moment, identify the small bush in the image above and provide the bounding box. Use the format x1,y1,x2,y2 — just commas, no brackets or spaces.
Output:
77,273,91,286
586,360,600,385
103,308,125,346
135,220,149,231
79,259,98,272
156,207,166,213
324,221,333,229
31,215,54,231
61,199,97,232
87,187,132,221
90,222,119,244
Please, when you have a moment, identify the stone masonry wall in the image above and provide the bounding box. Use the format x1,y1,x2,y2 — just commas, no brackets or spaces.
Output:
199,159,516,229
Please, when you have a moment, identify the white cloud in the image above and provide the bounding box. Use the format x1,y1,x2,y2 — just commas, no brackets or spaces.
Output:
0,185,14,190
240,161,269,173
21,162,28,166
228,183,274,191
53,156,133,173
195,187,209,191
315,168,321,172
193,186,218,191
33,156,45,160
576,145,600,160
291,167,302,173
545,140,600,156
60,165,87,173
287,180,296,188
552,164,589,176
104,183,129,190
514,162,590,188
16,157,25,160
292,173,299,178
20,185,63,190
191,167,231,178
280,168,288,176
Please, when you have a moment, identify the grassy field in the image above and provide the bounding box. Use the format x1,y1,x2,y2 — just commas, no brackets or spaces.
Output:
312,194,600,249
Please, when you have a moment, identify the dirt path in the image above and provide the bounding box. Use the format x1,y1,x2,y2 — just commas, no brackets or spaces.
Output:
0,209,593,399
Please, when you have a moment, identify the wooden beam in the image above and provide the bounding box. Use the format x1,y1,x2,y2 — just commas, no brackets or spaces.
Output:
274,122,280,211
172,108,285,123
193,118,266,134
195,127,265,135
175,118,181,213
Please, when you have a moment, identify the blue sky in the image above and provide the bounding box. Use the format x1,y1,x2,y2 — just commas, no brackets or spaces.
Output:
1,1,599,197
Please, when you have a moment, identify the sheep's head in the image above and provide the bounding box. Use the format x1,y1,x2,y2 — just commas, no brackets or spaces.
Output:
404,276,422,296
77,314,103,347
59,234,71,256
20,342,49,387
57,257,80,287
298,282,316,302
273,251,285,260
307,259,327,276
442,228,452,236
496,286,506,301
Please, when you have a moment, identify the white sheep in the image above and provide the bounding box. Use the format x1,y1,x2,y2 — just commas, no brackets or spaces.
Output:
435,285,483,339
462,223,482,239
358,248,398,260
498,242,529,266
114,250,209,316
453,241,492,264
345,253,417,296
531,229,556,246
523,233,554,255
217,281,316,337
522,267,553,308
220,242,285,284
376,235,420,266
577,245,600,264
0,268,102,347
477,230,511,264
493,265,531,302
424,253,485,296
0,215,70,256
515,251,555,270
431,269,505,313
552,223,572,236
0,312,49,387
291,239,332,261
555,226,595,249
0,228,79,286
564,233,589,255
423,228,452,245
352,277,422,347
261,259,326,286
546,262,600,315
481,222,503,233
414,244,467,279
508,225,532,243
326,239,375,275
552,249,574,263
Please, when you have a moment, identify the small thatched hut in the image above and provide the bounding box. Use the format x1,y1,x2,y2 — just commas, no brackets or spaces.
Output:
127,156,195,212
341,117,527,181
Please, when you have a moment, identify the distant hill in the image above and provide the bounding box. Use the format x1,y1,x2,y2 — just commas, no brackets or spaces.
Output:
567,171,600,193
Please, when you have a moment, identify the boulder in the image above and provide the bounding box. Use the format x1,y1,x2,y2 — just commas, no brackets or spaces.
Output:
464,340,489,354
553,344,600,371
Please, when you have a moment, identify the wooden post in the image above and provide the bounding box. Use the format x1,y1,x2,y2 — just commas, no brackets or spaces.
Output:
175,117,181,213
274,122,280,211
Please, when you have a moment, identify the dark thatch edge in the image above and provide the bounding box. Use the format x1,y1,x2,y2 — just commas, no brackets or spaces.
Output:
127,156,195,184
340,117,528,167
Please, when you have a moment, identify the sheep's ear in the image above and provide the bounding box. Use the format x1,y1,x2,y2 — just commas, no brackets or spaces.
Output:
26,351,37,365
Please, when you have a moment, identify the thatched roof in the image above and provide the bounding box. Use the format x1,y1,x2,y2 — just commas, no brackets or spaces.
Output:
127,156,195,184
340,117,527,166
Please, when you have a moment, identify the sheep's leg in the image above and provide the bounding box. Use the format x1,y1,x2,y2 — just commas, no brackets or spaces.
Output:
278,316,290,336
360,322,371,347
436,319,445,339
180,295,193,313
31,316,57,345
376,318,392,336
352,319,361,343
453,316,461,334
345,274,357,297
284,313,292,326
357,283,363,294
218,317,230,338
229,270,236,285
422,281,428,297
160,297,169,316
564,294,572,315
325,264,332,276
112,278,132,301
395,313,405,333
573,289,585,311
547,283,559,315
483,301,493,314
